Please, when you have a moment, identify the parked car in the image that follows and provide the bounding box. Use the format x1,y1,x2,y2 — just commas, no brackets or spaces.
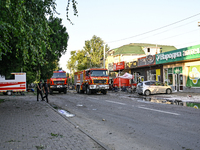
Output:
136,80,172,96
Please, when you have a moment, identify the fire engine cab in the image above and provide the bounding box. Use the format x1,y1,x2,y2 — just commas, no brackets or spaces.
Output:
47,70,67,94
74,68,109,95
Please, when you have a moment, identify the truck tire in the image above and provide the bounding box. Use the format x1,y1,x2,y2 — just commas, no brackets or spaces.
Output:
64,88,67,94
76,86,80,93
102,90,107,95
50,89,53,95
86,86,91,95
80,90,84,94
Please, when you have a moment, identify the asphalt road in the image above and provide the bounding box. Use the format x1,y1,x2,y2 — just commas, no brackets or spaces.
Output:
49,91,200,150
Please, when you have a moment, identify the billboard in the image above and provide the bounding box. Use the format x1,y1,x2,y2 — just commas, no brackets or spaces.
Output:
113,61,125,71
156,44,200,64
138,55,155,67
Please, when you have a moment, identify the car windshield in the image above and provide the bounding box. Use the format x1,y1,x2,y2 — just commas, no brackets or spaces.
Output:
52,73,66,78
90,70,108,77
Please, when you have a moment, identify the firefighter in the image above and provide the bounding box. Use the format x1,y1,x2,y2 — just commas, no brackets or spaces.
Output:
37,80,44,101
43,80,50,103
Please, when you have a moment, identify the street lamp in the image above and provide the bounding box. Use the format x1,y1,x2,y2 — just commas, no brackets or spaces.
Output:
103,43,106,68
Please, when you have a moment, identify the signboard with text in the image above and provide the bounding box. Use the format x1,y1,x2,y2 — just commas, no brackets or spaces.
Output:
138,55,155,67
156,44,200,64
125,61,137,69
113,61,125,71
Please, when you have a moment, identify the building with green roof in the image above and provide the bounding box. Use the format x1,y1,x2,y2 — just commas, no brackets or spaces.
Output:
106,43,176,72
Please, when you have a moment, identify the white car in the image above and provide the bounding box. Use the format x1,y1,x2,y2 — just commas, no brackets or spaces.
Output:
136,80,172,96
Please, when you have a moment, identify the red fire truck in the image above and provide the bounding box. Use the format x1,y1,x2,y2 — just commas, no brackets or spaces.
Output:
47,70,67,94
74,68,109,95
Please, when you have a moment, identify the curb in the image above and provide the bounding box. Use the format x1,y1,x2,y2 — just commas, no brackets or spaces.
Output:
46,102,112,150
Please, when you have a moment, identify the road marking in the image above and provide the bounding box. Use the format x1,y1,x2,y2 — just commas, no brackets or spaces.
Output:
105,100,126,105
138,106,180,116
89,97,99,100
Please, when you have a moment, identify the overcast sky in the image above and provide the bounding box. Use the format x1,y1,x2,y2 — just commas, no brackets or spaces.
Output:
55,0,200,72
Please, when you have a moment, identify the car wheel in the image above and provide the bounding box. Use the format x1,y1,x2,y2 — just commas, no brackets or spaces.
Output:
144,90,150,96
166,88,172,94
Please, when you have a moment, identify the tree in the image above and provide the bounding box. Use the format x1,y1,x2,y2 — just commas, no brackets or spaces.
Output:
0,0,78,77
67,35,109,73
67,50,87,74
40,16,69,80
83,35,109,68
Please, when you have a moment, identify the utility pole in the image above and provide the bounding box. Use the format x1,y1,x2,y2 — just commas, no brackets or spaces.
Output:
198,22,200,40
103,44,106,68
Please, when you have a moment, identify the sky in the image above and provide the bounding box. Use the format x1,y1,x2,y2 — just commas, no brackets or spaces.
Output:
55,0,200,72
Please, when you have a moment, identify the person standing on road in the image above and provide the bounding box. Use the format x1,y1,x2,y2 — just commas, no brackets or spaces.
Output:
43,80,50,103
37,80,44,101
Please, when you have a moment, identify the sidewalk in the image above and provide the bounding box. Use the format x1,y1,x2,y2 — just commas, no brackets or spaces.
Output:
0,94,106,150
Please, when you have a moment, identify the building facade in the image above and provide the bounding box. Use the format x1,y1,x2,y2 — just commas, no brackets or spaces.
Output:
156,44,200,93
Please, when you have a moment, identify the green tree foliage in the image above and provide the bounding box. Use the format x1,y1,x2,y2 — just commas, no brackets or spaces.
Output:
0,0,77,78
0,0,53,76
67,35,109,73
40,16,69,80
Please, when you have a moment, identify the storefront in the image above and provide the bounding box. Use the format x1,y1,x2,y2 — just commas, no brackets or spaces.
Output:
156,44,200,92
131,55,163,82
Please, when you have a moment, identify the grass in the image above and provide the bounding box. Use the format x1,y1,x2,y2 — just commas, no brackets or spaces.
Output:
35,145,45,150
50,133,63,138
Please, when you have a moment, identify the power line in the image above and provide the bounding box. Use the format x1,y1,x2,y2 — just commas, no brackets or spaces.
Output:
157,29,199,42
107,12,200,44
134,18,200,42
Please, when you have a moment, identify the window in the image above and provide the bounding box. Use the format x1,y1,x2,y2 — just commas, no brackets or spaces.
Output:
145,82,151,85
90,70,108,77
155,81,163,86
147,70,156,80
168,74,173,85
52,73,66,78
164,68,173,85
5,74,15,80
86,71,90,77
147,48,150,52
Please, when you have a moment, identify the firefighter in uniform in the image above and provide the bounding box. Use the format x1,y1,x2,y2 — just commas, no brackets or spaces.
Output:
43,80,50,103
37,80,44,101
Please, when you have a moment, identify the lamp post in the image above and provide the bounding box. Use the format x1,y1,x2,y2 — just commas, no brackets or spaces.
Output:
103,44,106,68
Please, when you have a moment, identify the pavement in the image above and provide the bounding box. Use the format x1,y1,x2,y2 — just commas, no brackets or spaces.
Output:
0,91,200,150
0,93,107,150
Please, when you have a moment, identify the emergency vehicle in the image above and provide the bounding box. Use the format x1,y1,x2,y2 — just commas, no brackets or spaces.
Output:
74,68,109,95
47,70,67,94
0,73,26,95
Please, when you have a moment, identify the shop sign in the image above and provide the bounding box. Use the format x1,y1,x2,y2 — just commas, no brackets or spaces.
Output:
138,55,155,67
173,67,182,74
125,61,137,69
113,61,125,71
186,65,200,87
156,44,200,64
